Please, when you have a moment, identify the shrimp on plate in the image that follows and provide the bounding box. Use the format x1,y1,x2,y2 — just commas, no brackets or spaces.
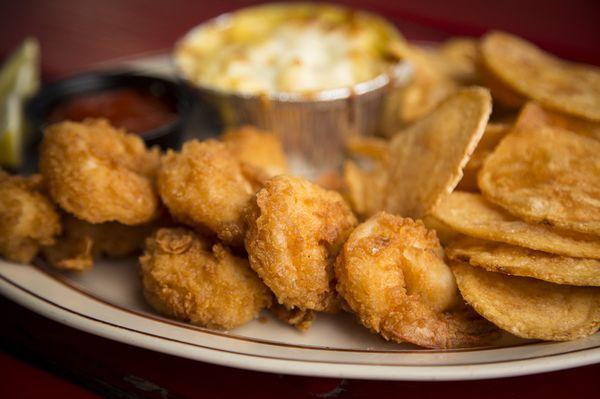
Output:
157,127,288,246
42,214,154,271
222,125,288,181
157,140,256,246
334,212,498,348
245,174,357,314
0,172,61,263
39,119,161,225
140,227,272,330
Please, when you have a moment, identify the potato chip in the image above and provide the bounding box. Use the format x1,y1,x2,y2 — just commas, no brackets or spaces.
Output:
478,61,527,108
451,261,600,341
421,215,460,246
447,236,600,286
382,42,458,132
343,160,387,219
431,192,600,259
457,122,510,191
514,101,600,141
383,87,491,218
346,136,389,162
478,126,600,236
480,31,600,121
438,37,480,85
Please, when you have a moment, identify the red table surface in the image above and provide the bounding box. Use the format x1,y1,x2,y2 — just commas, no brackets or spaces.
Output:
1,1,599,398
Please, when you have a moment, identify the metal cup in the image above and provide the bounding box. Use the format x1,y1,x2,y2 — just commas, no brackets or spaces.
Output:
174,8,411,177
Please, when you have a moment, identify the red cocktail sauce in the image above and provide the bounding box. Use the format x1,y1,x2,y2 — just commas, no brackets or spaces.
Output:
47,88,176,134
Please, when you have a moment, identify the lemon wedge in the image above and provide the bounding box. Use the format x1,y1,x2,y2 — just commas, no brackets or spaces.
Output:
0,38,40,168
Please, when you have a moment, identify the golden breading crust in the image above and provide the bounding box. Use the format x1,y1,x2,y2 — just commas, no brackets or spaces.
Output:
140,228,272,330
39,119,161,225
0,173,61,263
157,140,255,246
245,175,357,312
335,212,498,349
43,215,153,272
222,125,288,179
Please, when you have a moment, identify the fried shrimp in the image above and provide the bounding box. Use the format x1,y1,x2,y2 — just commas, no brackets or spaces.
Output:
270,304,315,331
140,228,272,330
157,140,255,245
245,174,357,313
222,125,288,180
43,214,152,271
40,119,160,225
0,173,61,263
334,212,497,348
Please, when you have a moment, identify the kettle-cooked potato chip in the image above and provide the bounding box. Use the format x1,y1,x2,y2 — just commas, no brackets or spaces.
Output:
343,160,388,219
346,136,389,162
480,31,600,121
447,236,600,286
478,61,527,108
343,136,390,218
451,261,600,341
438,37,480,85
421,215,460,245
384,87,491,218
457,122,510,192
431,192,600,259
382,42,458,133
478,126,600,236
514,101,600,141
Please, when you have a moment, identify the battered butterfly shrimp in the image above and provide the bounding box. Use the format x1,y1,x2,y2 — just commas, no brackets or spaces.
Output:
42,214,153,271
40,119,160,225
335,212,498,348
245,175,357,313
157,140,255,245
140,228,272,330
0,173,61,263
222,125,288,181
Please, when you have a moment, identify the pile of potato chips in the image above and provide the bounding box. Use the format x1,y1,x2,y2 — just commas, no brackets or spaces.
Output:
344,31,600,342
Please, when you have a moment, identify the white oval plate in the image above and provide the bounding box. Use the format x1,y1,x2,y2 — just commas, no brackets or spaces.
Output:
1,258,599,380
3,54,598,380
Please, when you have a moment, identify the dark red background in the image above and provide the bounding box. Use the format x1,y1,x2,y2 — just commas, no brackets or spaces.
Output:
1,1,599,397
1,0,599,78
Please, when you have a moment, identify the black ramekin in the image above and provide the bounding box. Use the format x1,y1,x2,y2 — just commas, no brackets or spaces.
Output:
26,70,194,154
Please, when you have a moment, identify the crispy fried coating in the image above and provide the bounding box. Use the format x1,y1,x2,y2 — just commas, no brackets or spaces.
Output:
478,126,600,236
0,173,62,263
222,125,288,180
42,215,152,271
157,140,255,245
39,119,160,225
334,212,497,348
270,303,315,331
245,175,357,312
452,261,600,341
446,236,600,286
140,228,272,330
